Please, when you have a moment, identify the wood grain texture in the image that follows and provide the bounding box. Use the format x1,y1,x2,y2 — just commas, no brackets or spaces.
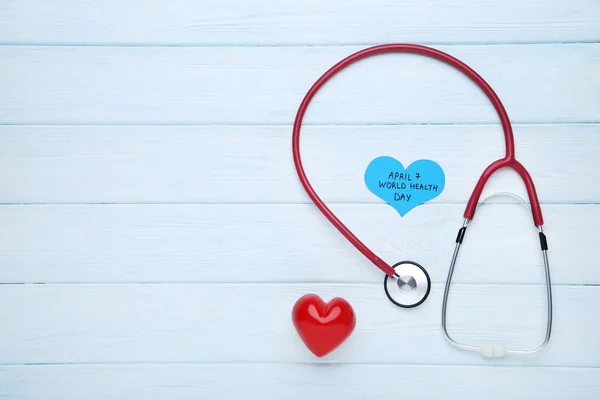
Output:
0,204,595,285
1,0,599,45
0,283,593,366
0,364,598,400
1,124,598,203
1,44,598,124
2,0,599,394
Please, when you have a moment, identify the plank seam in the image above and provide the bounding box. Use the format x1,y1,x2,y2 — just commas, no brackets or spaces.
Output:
0,282,596,287
1,122,599,127
0,361,598,368
0,41,599,48
0,201,599,206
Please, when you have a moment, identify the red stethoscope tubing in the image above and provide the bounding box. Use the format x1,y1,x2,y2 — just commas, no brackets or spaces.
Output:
292,44,544,278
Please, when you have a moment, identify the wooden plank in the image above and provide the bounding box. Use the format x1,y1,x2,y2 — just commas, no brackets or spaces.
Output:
1,124,598,204
0,45,598,124
0,204,596,285
1,1,599,45
0,364,598,400
0,283,596,366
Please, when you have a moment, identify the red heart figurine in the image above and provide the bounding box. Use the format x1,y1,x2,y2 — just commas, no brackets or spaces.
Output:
292,294,356,357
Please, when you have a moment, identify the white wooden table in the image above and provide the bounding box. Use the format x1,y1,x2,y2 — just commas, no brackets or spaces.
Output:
1,1,599,398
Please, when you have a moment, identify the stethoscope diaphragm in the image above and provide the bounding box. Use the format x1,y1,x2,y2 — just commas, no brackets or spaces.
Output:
384,261,431,308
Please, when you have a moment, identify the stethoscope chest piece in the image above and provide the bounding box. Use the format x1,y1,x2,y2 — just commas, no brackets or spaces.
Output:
384,261,431,308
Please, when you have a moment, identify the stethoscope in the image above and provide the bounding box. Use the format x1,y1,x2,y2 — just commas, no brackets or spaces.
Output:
292,44,552,357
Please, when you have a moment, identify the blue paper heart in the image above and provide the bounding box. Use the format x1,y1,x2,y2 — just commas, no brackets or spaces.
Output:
364,156,445,216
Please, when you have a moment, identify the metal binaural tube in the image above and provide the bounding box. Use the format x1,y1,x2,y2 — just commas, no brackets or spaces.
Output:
441,218,553,358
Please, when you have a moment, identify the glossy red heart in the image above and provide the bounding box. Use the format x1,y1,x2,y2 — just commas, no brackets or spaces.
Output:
292,293,356,357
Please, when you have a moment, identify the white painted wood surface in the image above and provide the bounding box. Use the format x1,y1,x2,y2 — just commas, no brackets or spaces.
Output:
1,1,599,398
0,124,598,203
0,284,597,366
1,365,598,400
1,45,598,124
0,204,596,285
1,0,599,45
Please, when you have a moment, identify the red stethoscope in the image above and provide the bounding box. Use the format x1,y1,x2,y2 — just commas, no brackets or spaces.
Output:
291,44,552,357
